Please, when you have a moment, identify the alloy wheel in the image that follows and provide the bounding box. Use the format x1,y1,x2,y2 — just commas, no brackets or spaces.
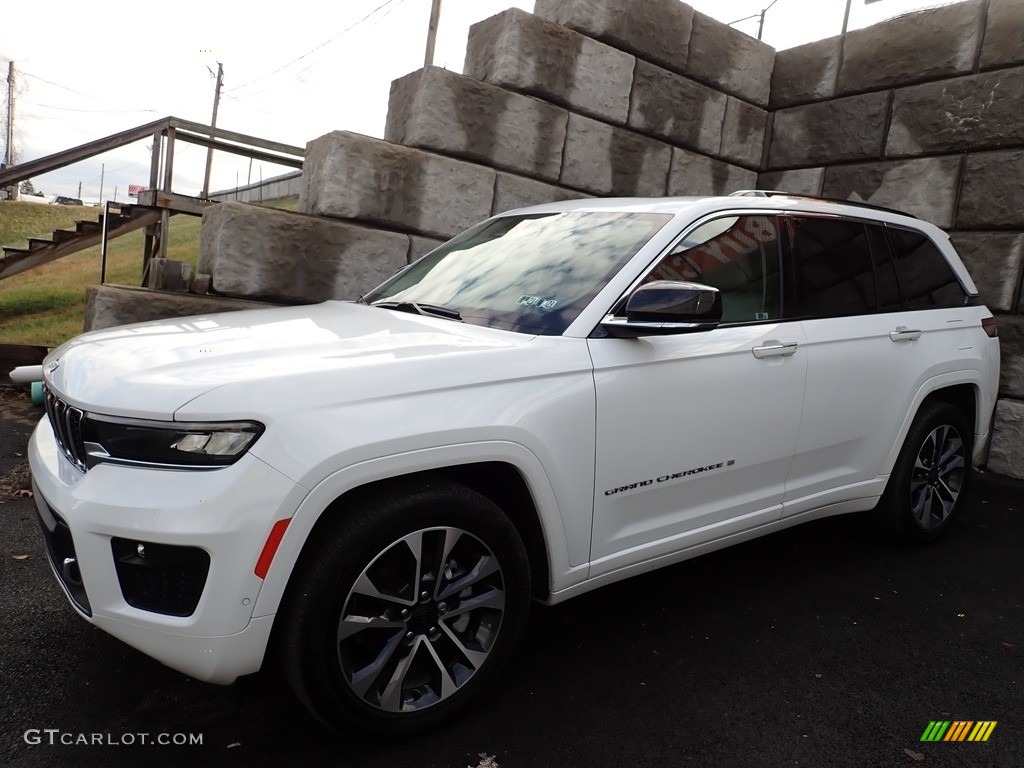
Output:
909,424,965,529
336,527,506,713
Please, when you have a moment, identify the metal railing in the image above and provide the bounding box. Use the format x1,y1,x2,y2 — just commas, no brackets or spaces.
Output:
0,116,304,190
0,117,305,271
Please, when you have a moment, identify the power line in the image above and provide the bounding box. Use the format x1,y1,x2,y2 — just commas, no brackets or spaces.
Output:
222,93,273,117
227,0,405,95
266,0,412,88
20,70,99,99
20,99,162,115
21,69,167,114
18,111,63,121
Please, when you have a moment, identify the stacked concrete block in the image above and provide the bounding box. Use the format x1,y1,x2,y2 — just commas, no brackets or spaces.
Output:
720,98,768,168
769,37,841,108
685,10,774,106
768,92,889,168
835,1,984,94
534,0,695,75
385,67,568,183
359,0,769,218
464,9,634,125
887,68,1024,157
988,399,1024,480
949,234,1024,315
524,0,769,197
199,202,409,303
668,149,757,196
996,316,1024,400
492,172,590,213
408,235,445,263
981,0,1024,70
757,168,825,196
302,130,495,239
560,113,671,196
990,313,1024,481
627,60,728,155
84,285,278,333
957,150,1024,230
821,157,961,228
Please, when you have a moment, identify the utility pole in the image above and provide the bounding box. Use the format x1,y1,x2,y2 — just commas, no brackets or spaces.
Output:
757,0,780,40
424,0,442,67
99,163,105,205
78,181,82,199
5,61,16,201
201,62,223,199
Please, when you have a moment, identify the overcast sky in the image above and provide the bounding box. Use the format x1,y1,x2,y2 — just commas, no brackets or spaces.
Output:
0,0,956,202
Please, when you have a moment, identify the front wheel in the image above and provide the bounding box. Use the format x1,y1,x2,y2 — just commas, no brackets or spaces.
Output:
278,479,531,734
873,401,972,543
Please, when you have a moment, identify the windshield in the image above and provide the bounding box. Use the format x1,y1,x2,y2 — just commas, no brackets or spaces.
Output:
363,211,672,335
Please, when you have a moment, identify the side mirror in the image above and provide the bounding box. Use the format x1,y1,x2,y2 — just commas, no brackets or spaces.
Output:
601,281,722,338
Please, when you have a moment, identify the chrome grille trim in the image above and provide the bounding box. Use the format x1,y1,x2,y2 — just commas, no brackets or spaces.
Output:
43,386,88,472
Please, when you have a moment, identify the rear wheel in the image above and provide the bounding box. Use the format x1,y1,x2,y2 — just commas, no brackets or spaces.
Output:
278,479,530,734
874,401,971,543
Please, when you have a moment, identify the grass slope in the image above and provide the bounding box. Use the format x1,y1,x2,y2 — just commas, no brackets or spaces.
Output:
0,198,298,347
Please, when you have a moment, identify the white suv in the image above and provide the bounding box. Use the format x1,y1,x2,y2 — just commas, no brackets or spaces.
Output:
28,193,1000,733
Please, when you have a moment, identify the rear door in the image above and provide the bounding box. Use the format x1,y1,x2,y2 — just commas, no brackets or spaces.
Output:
780,216,973,515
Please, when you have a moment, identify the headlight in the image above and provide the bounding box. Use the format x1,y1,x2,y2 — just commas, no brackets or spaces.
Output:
83,415,264,469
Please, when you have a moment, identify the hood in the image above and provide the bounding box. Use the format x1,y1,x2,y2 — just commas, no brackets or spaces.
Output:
43,301,535,419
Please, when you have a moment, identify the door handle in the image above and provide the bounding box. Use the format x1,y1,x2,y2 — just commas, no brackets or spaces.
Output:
889,327,922,342
751,341,798,359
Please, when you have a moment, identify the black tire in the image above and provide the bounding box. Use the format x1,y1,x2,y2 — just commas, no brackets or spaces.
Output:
873,401,972,544
278,478,530,735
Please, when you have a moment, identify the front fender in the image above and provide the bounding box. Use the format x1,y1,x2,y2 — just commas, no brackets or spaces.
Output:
251,440,589,619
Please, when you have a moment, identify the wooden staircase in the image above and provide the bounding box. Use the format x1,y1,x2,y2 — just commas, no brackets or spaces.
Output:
0,204,164,282
0,116,304,283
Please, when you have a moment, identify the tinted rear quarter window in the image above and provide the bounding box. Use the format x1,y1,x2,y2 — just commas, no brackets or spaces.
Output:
886,227,967,308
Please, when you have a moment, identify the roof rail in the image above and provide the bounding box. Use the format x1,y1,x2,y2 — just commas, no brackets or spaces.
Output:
728,189,917,219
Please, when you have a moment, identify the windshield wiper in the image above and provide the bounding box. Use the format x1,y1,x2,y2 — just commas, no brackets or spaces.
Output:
372,300,462,321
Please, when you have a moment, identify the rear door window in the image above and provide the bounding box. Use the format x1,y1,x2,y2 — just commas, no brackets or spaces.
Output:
783,217,876,318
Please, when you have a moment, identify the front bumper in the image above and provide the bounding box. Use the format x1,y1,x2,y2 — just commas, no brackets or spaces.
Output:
28,416,304,683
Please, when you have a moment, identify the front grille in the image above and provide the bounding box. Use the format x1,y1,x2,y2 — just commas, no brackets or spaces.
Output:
111,538,211,617
43,386,88,472
35,488,92,616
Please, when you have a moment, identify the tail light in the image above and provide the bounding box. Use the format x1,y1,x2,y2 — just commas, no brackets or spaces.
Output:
981,316,998,338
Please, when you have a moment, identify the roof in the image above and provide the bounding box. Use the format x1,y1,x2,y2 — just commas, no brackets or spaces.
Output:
503,192,936,236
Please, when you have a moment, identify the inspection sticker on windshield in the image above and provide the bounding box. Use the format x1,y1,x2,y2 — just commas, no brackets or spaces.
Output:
516,295,558,310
